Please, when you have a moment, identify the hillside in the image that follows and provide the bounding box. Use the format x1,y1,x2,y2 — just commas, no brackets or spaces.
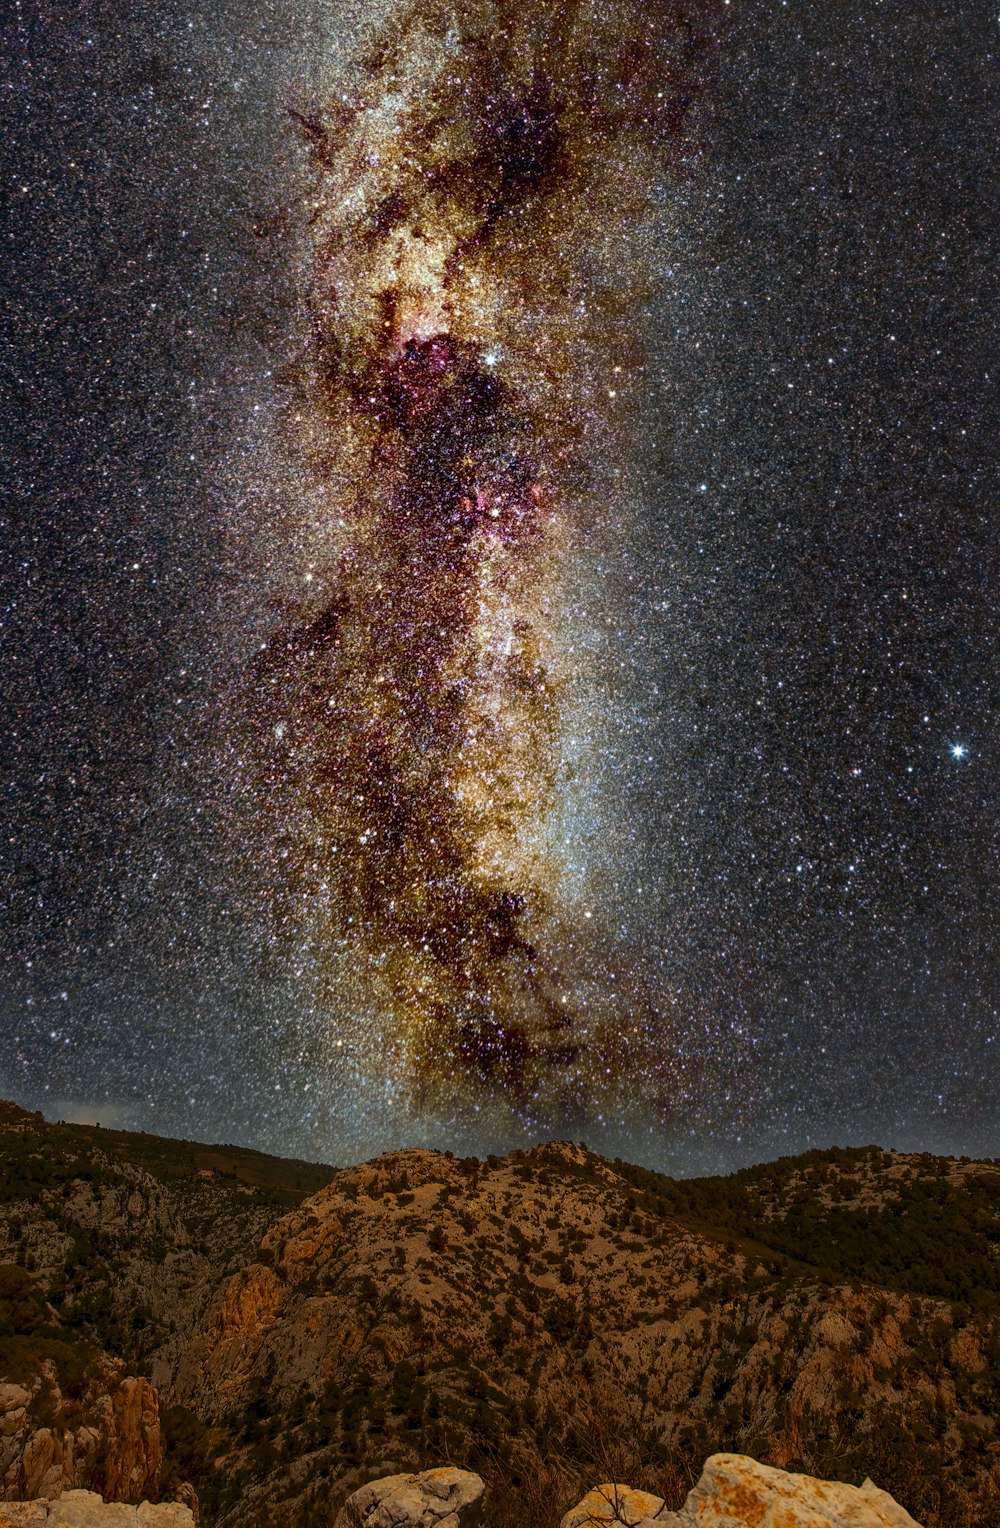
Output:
1,1103,998,1526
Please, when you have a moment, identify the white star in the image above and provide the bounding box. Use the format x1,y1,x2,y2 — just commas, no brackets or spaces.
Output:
950,742,968,760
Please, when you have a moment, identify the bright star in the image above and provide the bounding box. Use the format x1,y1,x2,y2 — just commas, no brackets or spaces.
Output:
950,743,968,760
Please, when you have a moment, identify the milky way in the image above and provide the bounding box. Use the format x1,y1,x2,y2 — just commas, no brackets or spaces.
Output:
2,0,996,1170
235,0,723,1129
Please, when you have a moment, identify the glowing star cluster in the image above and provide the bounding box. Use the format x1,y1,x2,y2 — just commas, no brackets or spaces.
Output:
245,0,721,1125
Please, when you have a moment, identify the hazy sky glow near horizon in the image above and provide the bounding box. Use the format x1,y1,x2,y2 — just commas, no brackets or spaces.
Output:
2,0,998,1176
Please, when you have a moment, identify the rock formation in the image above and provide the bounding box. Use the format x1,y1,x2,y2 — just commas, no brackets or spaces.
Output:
0,1376,160,1504
1,1100,998,1525
559,1454,923,1528
0,1487,194,1525
561,1484,671,1528
675,1454,922,1527
334,1467,485,1528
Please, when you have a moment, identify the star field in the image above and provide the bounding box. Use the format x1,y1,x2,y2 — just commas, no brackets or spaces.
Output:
1,0,997,1172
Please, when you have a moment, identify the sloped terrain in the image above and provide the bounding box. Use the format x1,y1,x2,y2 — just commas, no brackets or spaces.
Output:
170,1142,1000,1526
1,1103,999,1526
0,1101,330,1504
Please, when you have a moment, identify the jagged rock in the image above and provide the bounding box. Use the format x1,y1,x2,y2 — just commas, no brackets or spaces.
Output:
560,1483,668,1527
0,1488,194,1525
334,1467,486,1528
91,1379,161,1503
0,1374,160,1504
561,1455,923,1528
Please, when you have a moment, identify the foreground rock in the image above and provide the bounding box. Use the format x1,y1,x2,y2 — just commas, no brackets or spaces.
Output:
561,1484,669,1527
334,1467,485,1528
0,1489,194,1526
678,1454,922,1527
560,1454,922,1527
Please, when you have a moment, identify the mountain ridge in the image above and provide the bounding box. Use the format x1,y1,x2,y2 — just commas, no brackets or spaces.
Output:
1,1101,998,1525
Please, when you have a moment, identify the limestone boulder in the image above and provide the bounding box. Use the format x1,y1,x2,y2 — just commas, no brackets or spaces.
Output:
334,1467,485,1528
0,1489,194,1526
679,1454,922,1527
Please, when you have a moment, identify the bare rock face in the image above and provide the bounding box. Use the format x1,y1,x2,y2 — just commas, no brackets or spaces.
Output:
334,1467,486,1528
91,1380,161,1504
0,1375,161,1504
0,1488,194,1525
561,1455,923,1528
559,1483,669,1527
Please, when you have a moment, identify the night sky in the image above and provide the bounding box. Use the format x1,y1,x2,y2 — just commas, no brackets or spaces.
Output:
2,0,997,1173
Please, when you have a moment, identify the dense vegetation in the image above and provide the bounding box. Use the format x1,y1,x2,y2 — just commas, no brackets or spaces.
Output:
0,1099,334,1206
614,1144,1000,1311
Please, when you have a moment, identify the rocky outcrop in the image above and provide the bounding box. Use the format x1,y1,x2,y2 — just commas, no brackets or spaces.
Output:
334,1467,486,1528
91,1379,161,1504
560,1455,923,1528
0,1488,194,1525
0,1376,160,1505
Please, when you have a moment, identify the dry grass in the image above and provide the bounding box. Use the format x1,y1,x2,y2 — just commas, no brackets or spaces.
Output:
476,1420,699,1528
